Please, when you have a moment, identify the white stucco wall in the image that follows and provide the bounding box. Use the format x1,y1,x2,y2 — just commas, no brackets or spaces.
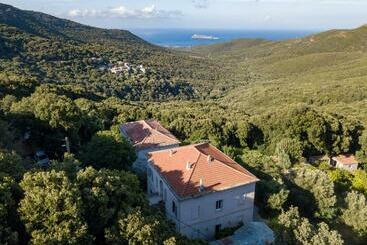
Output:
178,183,256,240
336,161,358,171
147,164,181,228
147,163,256,240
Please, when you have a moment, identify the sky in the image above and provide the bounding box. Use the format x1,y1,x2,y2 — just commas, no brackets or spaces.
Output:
2,0,367,30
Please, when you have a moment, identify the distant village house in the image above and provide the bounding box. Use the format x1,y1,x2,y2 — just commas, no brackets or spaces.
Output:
108,61,146,75
330,154,359,171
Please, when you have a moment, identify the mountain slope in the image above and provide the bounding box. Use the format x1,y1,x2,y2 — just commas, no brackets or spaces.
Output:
192,25,367,121
0,3,148,47
0,4,227,100
193,25,367,58
0,4,208,101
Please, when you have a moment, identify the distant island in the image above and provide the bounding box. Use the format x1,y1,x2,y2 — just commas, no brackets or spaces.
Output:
191,34,220,40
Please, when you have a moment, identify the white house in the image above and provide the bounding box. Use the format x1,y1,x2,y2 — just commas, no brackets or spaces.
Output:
119,120,180,174
331,154,359,171
147,143,259,240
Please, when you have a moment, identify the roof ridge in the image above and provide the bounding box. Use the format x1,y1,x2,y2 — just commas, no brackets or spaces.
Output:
143,120,180,143
181,151,202,196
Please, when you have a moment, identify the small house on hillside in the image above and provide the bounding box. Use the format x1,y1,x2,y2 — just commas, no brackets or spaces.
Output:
330,154,359,171
119,120,180,173
147,143,259,240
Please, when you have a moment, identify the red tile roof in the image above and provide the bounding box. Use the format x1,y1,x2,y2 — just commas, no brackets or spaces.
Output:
333,154,359,165
148,143,258,198
120,120,180,150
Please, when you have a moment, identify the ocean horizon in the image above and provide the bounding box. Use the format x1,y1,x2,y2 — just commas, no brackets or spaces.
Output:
131,29,320,47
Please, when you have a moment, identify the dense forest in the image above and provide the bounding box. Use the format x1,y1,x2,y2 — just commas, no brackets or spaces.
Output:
2,2,367,244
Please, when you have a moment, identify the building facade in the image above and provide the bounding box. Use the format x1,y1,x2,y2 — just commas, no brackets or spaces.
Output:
147,143,258,240
331,154,359,171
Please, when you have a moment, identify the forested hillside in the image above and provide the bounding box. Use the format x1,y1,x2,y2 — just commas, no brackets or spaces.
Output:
2,3,367,245
193,25,367,120
0,3,228,101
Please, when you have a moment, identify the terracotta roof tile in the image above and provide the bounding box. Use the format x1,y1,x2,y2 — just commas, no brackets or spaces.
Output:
148,143,259,198
120,120,180,150
333,154,359,165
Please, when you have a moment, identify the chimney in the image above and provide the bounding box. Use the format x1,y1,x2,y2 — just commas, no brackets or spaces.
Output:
207,155,213,164
169,149,174,157
199,178,204,192
186,161,192,170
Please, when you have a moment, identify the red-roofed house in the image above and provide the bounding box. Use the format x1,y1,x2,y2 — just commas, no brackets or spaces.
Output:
119,120,180,173
147,143,259,240
331,154,359,171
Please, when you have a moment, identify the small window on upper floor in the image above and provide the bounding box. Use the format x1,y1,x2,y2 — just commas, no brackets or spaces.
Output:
216,200,223,210
238,193,247,206
172,200,177,216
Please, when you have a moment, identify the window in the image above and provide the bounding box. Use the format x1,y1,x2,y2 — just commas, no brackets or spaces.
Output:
172,200,177,216
216,200,223,210
238,193,247,206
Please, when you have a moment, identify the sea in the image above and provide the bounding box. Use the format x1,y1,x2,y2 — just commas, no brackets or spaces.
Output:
131,29,318,48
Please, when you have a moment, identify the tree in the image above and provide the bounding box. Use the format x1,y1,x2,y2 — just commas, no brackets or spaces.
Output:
80,126,136,170
328,169,352,193
352,170,367,194
311,223,344,245
356,130,367,163
50,153,81,179
241,149,281,177
105,207,204,245
0,174,19,244
277,150,292,171
115,208,162,245
0,120,15,149
12,87,82,131
0,149,25,181
0,95,17,114
105,208,175,245
74,98,104,142
278,206,307,244
19,170,93,244
76,167,145,241
275,138,303,164
278,206,343,245
267,188,289,212
236,121,261,148
291,167,337,219
342,191,367,235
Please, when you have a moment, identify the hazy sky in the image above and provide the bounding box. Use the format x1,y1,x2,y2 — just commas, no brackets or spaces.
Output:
2,0,367,30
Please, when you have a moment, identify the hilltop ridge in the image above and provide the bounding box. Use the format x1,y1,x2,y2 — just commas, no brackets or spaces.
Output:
193,24,367,58
0,3,148,47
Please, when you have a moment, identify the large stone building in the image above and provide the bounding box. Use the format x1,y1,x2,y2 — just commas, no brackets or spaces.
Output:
119,119,180,174
147,142,259,240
